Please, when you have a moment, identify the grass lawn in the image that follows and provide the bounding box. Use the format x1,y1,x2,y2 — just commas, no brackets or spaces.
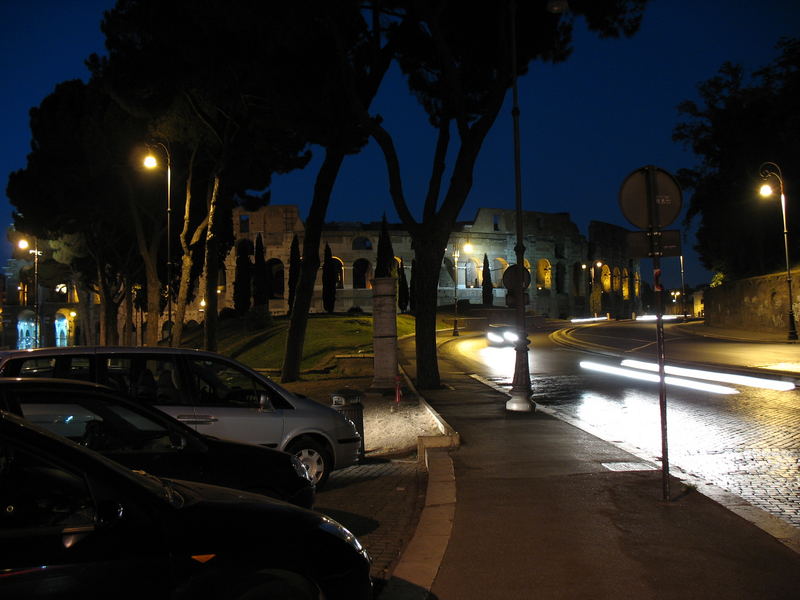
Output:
219,313,424,372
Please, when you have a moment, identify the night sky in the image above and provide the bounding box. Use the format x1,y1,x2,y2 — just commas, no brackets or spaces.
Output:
2,1,799,289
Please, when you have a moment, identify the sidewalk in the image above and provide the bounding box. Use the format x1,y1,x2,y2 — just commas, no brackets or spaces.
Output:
381,327,800,599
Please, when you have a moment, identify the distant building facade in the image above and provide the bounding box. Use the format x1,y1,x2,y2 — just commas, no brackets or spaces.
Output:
1,205,641,348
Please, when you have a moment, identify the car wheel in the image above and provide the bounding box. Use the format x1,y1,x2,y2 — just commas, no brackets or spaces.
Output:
286,436,331,488
235,571,319,600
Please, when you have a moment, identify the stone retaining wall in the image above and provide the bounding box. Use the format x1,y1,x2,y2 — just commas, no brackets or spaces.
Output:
705,268,799,332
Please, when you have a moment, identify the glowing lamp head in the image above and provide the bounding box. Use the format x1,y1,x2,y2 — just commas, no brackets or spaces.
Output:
759,183,774,198
18,239,30,251
463,242,473,254
143,155,158,169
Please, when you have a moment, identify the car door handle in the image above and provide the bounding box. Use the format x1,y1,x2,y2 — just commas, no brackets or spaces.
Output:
177,414,218,425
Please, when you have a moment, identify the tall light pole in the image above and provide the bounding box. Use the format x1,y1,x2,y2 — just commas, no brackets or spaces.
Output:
759,162,798,341
18,237,41,348
452,246,460,336
505,0,534,412
144,143,173,344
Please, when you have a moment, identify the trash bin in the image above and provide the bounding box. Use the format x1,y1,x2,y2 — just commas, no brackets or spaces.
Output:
331,389,364,459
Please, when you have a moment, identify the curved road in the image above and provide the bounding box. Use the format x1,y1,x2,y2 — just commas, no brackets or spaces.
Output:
433,321,800,529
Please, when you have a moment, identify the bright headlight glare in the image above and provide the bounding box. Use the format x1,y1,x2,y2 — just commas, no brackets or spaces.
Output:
579,361,738,395
503,331,519,342
487,332,504,343
620,359,795,391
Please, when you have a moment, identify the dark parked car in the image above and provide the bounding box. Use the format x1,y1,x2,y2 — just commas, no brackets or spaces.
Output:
0,346,362,487
0,377,314,509
0,410,372,600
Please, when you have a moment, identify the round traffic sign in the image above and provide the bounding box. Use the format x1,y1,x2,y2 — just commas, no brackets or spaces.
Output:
502,264,531,289
619,166,682,230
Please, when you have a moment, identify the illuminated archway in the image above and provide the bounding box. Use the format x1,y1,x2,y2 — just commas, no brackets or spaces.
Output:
601,265,612,293
536,259,552,290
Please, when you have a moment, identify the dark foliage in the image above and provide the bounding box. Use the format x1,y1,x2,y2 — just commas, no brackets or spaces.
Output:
287,234,301,316
322,243,338,314
375,215,396,278
674,38,799,279
252,233,268,306
232,239,253,315
482,253,493,306
398,257,409,312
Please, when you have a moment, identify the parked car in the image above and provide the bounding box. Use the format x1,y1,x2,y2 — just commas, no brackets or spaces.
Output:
486,324,521,347
0,377,314,508
0,410,372,600
0,347,361,487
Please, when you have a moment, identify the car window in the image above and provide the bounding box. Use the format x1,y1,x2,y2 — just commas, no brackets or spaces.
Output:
185,357,281,408
13,390,181,454
0,439,95,531
101,356,188,406
2,356,94,382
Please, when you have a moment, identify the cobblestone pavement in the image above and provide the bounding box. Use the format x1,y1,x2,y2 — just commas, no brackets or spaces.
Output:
512,372,800,529
313,458,426,589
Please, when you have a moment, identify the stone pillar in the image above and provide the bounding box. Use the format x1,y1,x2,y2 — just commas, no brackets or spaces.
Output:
371,276,398,390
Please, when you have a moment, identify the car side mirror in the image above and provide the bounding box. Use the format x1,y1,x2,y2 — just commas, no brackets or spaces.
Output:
169,432,187,451
258,392,273,412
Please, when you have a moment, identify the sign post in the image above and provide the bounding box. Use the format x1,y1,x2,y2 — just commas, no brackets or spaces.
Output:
619,165,682,501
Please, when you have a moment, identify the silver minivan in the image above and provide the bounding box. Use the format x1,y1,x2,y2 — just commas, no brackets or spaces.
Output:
0,346,361,487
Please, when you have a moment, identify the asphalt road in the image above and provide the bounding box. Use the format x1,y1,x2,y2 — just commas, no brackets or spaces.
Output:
438,322,800,529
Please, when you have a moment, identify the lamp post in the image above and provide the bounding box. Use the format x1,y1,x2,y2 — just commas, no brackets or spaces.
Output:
505,0,534,412
759,162,798,341
18,237,41,348
452,246,460,336
144,143,173,344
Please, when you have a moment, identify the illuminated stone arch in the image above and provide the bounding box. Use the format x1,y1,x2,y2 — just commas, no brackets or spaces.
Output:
54,308,77,347
16,308,37,349
536,259,552,290
601,264,612,293
464,257,479,287
331,256,345,289
622,268,630,300
494,257,509,287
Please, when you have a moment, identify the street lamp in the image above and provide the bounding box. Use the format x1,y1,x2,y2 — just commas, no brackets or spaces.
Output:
505,0,535,412
759,162,798,341
144,143,173,344
18,237,41,348
452,246,460,336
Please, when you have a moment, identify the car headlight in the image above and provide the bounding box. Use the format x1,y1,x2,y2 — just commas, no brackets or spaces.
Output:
503,331,519,343
487,332,504,343
319,515,367,556
291,455,314,483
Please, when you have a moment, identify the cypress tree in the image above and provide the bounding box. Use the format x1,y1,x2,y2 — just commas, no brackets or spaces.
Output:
252,233,268,306
374,215,396,278
233,239,253,315
398,257,409,313
482,253,494,306
322,243,337,314
287,234,300,315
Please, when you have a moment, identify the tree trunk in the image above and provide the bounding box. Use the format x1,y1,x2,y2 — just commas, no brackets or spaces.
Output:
203,174,222,352
171,146,199,347
281,148,345,382
411,234,446,388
